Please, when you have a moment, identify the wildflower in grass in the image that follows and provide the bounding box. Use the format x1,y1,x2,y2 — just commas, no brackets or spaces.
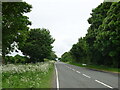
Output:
2,61,54,88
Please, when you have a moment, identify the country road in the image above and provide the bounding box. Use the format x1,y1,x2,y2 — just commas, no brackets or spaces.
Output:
55,61,119,90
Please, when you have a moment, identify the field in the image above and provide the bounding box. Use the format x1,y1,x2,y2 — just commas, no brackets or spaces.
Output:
2,61,55,88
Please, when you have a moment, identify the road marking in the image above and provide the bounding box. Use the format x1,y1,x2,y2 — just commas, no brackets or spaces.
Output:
82,74,91,78
55,64,59,90
76,71,81,73
66,65,73,70
95,80,113,89
66,66,81,74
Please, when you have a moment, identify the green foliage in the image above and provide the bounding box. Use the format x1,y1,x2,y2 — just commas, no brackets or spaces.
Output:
20,28,55,62
5,55,29,64
2,2,56,64
85,2,112,65
48,51,57,60
61,52,73,62
58,58,61,60
61,2,120,68
70,38,88,63
2,2,32,59
95,2,120,67
2,62,54,88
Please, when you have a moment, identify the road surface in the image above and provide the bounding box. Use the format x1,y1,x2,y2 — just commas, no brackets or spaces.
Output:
55,61,119,90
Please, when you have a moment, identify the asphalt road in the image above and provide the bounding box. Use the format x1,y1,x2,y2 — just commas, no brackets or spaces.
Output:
55,61,119,89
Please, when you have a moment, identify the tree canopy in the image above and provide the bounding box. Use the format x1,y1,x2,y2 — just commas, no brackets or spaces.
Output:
19,28,55,62
61,2,120,68
2,2,32,58
2,2,56,64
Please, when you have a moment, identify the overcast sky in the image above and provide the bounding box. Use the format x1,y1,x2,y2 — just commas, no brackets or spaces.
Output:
17,0,104,57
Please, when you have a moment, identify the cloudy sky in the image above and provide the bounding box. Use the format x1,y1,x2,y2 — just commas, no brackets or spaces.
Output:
21,0,104,57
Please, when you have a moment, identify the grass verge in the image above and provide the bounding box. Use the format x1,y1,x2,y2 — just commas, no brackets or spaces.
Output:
68,62,120,73
2,61,55,88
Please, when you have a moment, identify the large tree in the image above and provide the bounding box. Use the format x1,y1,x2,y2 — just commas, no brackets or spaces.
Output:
61,2,120,68
61,52,73,62
20,28,55,62
85,2,112,64
70,37,87,63
95,2,120,67
2,2,32,60
48,51,57,60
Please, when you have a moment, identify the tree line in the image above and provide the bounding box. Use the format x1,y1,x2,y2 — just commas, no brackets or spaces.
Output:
2,2,57,64
61,2,120,68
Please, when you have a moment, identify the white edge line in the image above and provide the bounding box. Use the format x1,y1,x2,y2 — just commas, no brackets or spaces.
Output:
95,80,113,89
55,63,59,89
82,74,91,78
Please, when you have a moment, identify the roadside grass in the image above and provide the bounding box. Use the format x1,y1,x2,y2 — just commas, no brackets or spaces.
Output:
68,62,120,73
2,61,55,88
0,67,1,90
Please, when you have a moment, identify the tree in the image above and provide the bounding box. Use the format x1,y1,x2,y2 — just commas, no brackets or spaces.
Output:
85,2,112,65
61,52,73,62
5,55,29,64
95,2,120,67
2,2,32,61
48,51,57,60
20,28,55,62
70,37,87,63
62,2,120,68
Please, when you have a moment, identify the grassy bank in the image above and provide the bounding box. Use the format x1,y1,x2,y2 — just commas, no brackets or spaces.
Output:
67,62,120,73
2,61,55,88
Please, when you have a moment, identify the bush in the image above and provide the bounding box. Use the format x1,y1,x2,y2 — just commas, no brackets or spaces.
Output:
5,55,29,64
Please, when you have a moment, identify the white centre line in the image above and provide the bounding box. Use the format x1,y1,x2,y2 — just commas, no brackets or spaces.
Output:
55,64,59,90
82,74,91,78
76,71,81,73
95,80,113,89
